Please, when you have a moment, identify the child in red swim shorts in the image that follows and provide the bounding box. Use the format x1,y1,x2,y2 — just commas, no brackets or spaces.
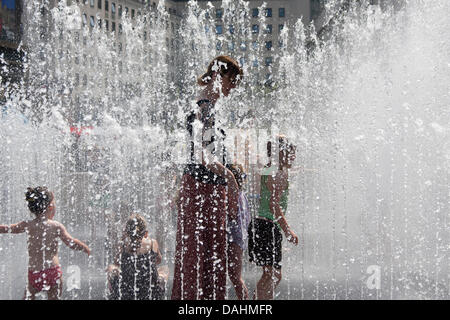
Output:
0,187,91,300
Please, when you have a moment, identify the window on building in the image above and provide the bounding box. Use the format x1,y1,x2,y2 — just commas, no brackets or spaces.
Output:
90,0,94,7
311,0,325,20
265,56,273,66
118,5,122,17
239,57,245,67
264,24,272,34
252,59,258,67
125,7,129,16
82,14,87,26
228,41,235,51
216,41,222,51
229,25,234,34
98,18,102,28
216,8,223,19
112,21,116,32
131,9,135,18
105,19,109,30
111,3,116,14
252,41,259,50
216,25,223,35
265,41,272,50
265,8,272,17
98,0,102,9
105,0,109,11
279,24,284,33
252,8,259,17
240,41,247,51
252,24,259,34
118,24,122,34
278,39,284,48
90,16,95,28
279,8,285,17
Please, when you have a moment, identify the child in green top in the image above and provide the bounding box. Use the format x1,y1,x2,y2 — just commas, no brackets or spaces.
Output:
248,135,299,300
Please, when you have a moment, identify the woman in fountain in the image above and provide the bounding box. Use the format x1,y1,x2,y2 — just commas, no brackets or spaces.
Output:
171,55,243,300
248,135,299,300
106,214,166,300
0,187,91,300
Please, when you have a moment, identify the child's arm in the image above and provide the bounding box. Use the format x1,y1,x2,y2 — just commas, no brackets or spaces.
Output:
58,223,91,255
0,221,27,234
267,174,299,245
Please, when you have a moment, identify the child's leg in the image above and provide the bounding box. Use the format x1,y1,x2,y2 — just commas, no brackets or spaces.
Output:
47,277,63,300
23,284,38,300
256,266,282,300
227,242,248,300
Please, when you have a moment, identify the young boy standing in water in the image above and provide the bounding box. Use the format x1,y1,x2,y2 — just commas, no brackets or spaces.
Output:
248,136,299,300
0,186,91,300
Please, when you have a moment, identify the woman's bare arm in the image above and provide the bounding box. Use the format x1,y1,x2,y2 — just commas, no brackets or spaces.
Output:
205,161,239,220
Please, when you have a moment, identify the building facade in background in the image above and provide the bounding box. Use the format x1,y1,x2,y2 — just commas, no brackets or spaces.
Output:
0,0,23,86
10,1,327,125
71,0,322,88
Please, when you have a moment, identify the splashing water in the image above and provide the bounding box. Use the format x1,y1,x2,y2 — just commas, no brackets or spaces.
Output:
0,0,449,299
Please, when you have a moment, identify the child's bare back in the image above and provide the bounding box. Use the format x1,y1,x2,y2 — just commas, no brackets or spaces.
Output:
20,218,78,271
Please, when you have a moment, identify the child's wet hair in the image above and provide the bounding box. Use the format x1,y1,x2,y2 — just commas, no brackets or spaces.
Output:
25,186,54,216
226,163,247,190
125,214,147,252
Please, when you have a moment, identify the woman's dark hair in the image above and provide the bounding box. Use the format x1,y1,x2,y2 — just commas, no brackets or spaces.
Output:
198,55,244,86
267,135,296,160
226,163,247,190
25,186,54,216
125,214,147,252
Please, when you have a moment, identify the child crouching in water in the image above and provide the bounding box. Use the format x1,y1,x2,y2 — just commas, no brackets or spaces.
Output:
0,186,91,300
106,214,165,300
226,163,251,300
